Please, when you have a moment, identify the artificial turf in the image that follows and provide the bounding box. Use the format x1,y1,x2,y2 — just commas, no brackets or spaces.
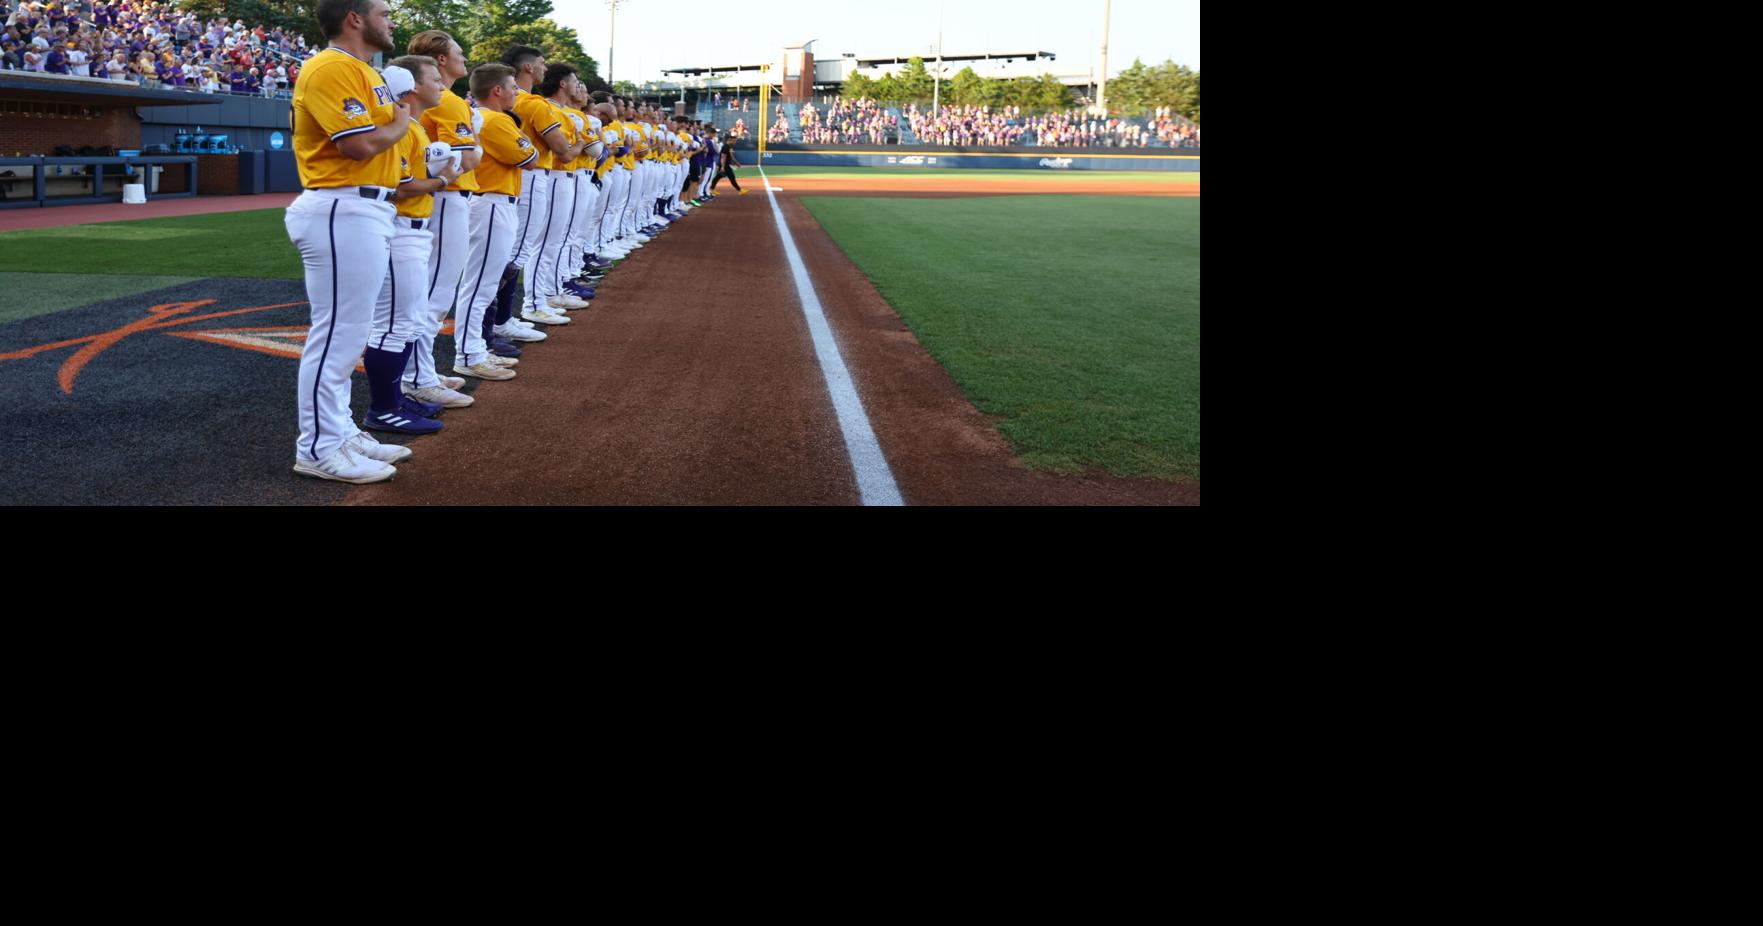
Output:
801,194,1200,481
0,208,302,281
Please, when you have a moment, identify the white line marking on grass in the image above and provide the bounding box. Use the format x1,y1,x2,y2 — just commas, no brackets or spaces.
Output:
757,164,904,507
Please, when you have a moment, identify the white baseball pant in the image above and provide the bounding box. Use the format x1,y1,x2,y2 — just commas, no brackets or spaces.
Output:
567,168,598,277
285,187,394,464
453,192,516,368
584,169,611,256
509,167,551,270
407,189,471,389
526,168,575,312
369,217,432,353
598,166,632,248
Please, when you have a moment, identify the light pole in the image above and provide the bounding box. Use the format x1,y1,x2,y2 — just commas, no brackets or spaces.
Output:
932,3,944,116
1097,0,1111,114
607,0,625,85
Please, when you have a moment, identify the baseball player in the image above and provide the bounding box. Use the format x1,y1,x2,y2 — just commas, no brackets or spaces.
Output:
596,98,637,260
691,126,712,201
527,61,589,319
583,94,624,268
359,54,457,437
285,0,410,484
559,82,604,301
451,61,535,382
616,102,651,250
499,45,584,331
404,28,493,406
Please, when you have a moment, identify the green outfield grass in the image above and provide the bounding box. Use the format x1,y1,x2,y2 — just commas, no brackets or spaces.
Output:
0,209,301,280
801,194,1200,481
755,165,1199,182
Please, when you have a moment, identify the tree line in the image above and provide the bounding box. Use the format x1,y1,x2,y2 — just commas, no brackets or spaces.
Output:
837,55,1199,122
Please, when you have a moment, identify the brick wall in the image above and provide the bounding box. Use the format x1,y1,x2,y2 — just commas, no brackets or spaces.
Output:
0,105,139,156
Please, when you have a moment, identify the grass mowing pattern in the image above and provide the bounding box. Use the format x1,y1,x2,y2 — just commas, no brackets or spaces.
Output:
0,208,302,280
802,194,1199,480
0,272,200,323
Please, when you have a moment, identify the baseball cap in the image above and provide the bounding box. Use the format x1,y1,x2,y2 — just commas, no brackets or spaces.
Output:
381,63,414,99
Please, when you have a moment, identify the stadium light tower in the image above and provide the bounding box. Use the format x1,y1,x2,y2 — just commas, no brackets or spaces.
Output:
1097,0,1112,114
933,2,945,116
607,0,626,84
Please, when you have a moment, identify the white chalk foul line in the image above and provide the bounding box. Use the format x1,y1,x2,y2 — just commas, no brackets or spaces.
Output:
757,165,904,507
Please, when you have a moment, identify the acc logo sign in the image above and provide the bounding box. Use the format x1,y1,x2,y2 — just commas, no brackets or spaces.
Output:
1039,158,1073,169
342,97,367,117
897,156,926,166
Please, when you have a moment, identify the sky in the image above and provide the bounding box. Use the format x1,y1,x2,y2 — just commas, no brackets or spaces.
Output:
548,0,1199,87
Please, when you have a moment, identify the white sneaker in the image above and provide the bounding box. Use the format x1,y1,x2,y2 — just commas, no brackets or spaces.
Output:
294,443,396,484
454,360,516,380
438,375,467,390
548,294,589,309
495,322,547,342
523,309,571,325
484,353,519,366
346,431,413,464
403,384,474,408
633,233,652,243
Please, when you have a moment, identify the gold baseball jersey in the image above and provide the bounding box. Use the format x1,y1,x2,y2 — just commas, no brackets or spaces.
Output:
290,47,400,190
419,89,479,193
595,122,622,178
473,108,537,196
572,111,600,171
548,100,579,170
393,121,435,220
615,121,636,170
511,89,562,171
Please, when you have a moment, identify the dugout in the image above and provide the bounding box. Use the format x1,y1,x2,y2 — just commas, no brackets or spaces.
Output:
0,71,208,207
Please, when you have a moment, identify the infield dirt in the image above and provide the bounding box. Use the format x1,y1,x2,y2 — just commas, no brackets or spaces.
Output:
340,184,1198,505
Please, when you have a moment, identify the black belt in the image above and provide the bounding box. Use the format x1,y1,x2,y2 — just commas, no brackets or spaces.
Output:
457,190,474,198
399,217,427,229
304,187,395,201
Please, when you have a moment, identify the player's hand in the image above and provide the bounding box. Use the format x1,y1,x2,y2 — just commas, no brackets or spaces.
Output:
393,99,412,123
434,164,459,184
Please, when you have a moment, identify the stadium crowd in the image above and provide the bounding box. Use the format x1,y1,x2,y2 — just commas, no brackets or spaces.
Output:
793,97,897,145
905,103,1027,146
1,0,315,95
758,100,1199,148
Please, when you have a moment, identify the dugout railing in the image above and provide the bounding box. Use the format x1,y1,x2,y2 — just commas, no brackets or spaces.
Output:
0,155,198,209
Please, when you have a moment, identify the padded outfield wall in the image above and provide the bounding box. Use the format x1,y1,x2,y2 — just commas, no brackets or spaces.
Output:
739,142,1200,172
